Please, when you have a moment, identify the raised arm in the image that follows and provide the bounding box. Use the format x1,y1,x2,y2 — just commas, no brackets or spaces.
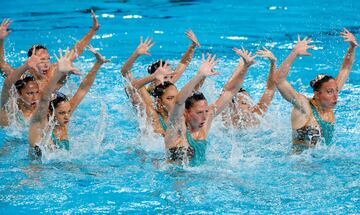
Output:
69,10,100,62
70,46,108,112
205,48,255,131
29,49,79,147
1,50,41,108
131,60,173,89
170,54,219,123
121,36,155,108
274,35,315,113
0,18,15,77
254,47,277,114
336,28,358,91
121,36,155,80
171,29,200,83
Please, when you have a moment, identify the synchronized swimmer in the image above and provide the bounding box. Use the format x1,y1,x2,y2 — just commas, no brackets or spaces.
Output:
0,10,358,165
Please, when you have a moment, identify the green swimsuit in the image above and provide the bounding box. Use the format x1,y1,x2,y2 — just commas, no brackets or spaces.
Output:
51,132,70,150
186,130,207,166
309,102,335,145
158,114,168,131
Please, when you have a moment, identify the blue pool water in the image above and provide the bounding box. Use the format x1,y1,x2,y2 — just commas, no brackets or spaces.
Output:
1,0,359,213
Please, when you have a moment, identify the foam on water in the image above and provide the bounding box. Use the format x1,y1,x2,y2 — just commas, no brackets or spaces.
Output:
1,0,360,213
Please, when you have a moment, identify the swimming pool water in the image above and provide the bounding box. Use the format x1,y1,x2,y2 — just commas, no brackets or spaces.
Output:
0,0,359,214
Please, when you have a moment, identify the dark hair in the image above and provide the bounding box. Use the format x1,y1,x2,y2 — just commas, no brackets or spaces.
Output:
151,81,175,98
49,92,69,113
147,60,165,74
310,74,335,91
15,73,36,92
28,44,47,57
185,91,206,109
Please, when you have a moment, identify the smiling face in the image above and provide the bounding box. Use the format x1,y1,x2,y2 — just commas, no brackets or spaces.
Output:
185,99,208,130
157,85,178,113
314,79,338,109
54,101,72,126
19,81,40,108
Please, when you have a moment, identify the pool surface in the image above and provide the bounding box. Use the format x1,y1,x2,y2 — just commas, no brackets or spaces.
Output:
0,0,359,214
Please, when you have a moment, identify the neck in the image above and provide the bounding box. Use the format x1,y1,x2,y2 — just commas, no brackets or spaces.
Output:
17,100,36,115
186,121,200,133
158,108,168,120
312,98,329,113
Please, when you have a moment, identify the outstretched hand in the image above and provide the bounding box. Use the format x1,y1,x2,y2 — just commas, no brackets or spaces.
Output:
341,28,358,47
136,36,155,56
0,18,12,40
185,29,200,47
152,60,174,84
233,47,256,66
88,45,110,64
256,47,277,62
54,48,81,75
91,9,100,31
198,53,220,77
26,47,42,73
293,35,315,56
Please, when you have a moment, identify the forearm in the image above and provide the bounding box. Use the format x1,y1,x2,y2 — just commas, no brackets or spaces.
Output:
0,40,5,63
0,40,14,76
78,62,102,91
5,63,29,85
176,73,205,104
180,43,196,65
121,52,139,77
171,44,197,84
223,63,248,93
274,51,297,85
336,45,356,89
266,61,276,90
70,28,97,62
131,75,155,89
1,63,30,106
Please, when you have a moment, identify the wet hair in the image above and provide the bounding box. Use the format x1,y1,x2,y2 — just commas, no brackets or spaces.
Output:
49,92,69,114
310,74,335,91
185,91,206,110
147,60,165,74
28,44,47,57
15,73,36,92
151,81,175,98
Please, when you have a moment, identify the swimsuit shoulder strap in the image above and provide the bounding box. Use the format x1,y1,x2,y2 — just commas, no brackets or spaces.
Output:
158,113,167,131
309,101,335,145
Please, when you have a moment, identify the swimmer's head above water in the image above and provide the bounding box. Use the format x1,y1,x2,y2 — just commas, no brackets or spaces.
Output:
14,73,40,108
27,44,51,77
148,60,173,84
310,74,338,108
152,81,178,113
185,91,208,129
231,87,252,112
49,92,71,126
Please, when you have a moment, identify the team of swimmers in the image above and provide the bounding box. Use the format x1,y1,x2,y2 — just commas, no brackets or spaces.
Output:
0,11,358,165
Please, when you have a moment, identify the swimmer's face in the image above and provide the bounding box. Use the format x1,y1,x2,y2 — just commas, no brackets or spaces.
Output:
235,92,252,112
315,79,338,108
35,49,51,76
154,67,173,85
54,101,71,126
19,81,40,108
158,85,178,113
185,99,208,129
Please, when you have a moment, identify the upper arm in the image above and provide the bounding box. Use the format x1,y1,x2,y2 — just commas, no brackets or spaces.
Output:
0,62,14,77
276,79,306,111
256,88,276,114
